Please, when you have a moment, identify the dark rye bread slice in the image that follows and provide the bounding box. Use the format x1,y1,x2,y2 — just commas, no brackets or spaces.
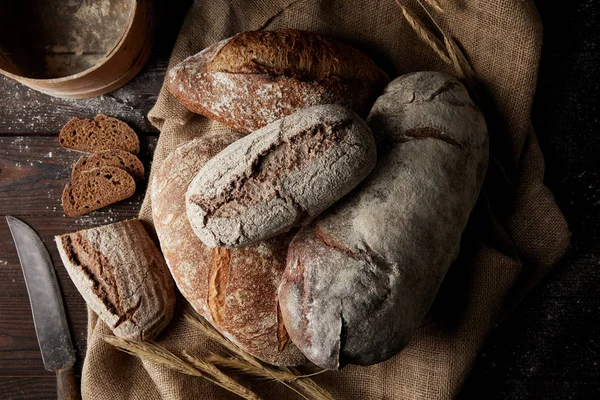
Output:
59,114,140,155
62,166,136,216
72,150,145,182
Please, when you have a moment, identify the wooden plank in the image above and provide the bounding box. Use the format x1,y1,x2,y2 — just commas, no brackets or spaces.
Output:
0,215,124,298
0,62,164,135
0,0,192,136
0,297,87,376
0,135,157,215
0,377,59,400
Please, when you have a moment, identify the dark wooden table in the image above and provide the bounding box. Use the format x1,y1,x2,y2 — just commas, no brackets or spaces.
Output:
0,1,598,399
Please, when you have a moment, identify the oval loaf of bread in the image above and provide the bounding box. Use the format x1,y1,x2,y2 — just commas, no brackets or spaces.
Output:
152,136,305,366
55,219,176,340
186,105,377,248
167,29,390,133
278,72,489,369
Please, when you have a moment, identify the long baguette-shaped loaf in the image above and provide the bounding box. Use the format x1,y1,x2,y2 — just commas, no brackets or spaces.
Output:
152,136,305,366
279,72,489,369
167,29,389,133
55,219,176,340
186,105,377,248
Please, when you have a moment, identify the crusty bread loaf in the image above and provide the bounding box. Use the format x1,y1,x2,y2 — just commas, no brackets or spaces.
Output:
59,114,140,154
62,166,136,216
186,105,377,248
167,29,390,133
279,72,489,369
72,149,145,182
55,219,176,340
152,136,305,366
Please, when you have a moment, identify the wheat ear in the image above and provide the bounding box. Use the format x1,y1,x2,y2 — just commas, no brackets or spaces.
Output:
104,336,260,400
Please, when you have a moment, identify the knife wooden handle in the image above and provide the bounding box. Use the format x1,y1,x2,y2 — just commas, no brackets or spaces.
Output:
57,366,80,400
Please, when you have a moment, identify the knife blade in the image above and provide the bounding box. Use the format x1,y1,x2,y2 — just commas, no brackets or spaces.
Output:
6,216,80,400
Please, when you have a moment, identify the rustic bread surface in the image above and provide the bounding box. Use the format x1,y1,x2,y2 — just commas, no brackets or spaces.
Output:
152,136,305,366
279,72,489,369
73,149,144,182
61,166,135,216
59,114,140,154
55,219,176,340
186,105,377,248
167,29,390,133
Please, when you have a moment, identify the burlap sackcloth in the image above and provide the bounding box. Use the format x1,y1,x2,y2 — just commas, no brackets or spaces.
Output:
81,0,571,398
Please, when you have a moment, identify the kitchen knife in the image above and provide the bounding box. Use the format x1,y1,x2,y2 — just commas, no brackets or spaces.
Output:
6,216,80,400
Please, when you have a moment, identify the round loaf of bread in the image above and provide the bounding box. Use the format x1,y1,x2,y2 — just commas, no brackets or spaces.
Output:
278,72,489,369
152,136,305,366
186,105,377,248
167,29,390,133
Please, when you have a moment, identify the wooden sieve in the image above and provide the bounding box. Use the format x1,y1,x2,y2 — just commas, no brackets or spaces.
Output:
0,0,153,99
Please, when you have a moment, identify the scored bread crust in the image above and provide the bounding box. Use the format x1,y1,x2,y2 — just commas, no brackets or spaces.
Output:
72,149,145,182
167,29,390,133
152,135,305,366
59,114,140,155
279,72,489,370
186,105,377,249
62,166,136,217
55,219,176,340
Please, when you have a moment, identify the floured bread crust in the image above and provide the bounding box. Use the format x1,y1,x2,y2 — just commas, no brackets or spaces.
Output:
152,136,305,366
279,72,489,369
167,29,390,133
56,219,175,340
186,105,377,248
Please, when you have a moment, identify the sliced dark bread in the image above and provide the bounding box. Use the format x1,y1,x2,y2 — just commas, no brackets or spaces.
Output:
72,150,145,182
59,114,140,155
62,166,136,216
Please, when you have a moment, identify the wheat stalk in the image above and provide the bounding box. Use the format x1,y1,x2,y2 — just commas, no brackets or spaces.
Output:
443,36,476,80
395,0,451,64
207,354,333,400
396,0,477,81
422,0,444,13
104,336,260,400
184,311,334,400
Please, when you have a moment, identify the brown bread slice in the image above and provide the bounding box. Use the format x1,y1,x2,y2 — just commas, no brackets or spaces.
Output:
72,150,145,182
62,166,136,216
59,114,140,154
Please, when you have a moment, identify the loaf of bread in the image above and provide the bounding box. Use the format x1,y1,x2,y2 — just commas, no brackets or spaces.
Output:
167,29,389,133
278,72,489,369
59,114,140,154
55,219,176,340
152,136,305,366
62,166,136,216
186,105,377,248
72,149,144,182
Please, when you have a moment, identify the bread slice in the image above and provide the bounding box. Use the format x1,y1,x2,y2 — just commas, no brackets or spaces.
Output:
59,114,140,155
72,150,144,182
62,166,136,216
55,219,175,340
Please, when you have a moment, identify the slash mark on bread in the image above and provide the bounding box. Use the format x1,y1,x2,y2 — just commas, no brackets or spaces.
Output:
114,297,143,329
276,302,290,352
208,248,231,325
190,120,352,218
312,226,361,259
62,234,126,320
404,127,461,148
